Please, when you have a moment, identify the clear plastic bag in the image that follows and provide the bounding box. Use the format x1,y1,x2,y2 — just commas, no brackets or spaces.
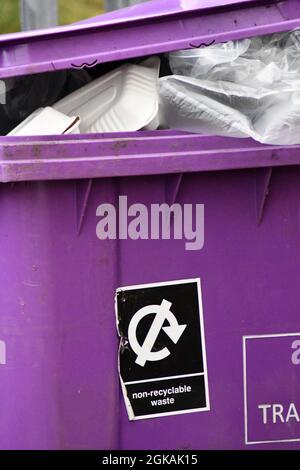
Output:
169,38,251,77
160,29,300,145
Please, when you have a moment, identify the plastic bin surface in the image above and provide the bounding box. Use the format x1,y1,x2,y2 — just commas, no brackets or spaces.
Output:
0,0,300,451
1,150,300,449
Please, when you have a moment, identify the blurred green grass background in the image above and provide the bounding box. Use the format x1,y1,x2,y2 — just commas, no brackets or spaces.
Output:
0,0,104,34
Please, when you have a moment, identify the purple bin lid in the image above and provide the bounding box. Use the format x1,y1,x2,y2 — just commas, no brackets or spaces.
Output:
1,0,300,184
0,0,299,79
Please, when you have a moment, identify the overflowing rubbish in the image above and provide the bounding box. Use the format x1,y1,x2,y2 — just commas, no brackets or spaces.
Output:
160,29,300,145
1,69,90,136
8,107,80,136
4,29,300,145
6,58,160,137
54,57,160,133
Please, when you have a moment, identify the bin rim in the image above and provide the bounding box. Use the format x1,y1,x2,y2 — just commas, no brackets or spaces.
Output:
1,131,300,183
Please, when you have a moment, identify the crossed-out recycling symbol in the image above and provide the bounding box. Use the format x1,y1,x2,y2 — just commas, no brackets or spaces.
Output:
128,299,187,367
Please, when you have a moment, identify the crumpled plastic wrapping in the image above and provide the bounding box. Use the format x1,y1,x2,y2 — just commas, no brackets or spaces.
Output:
0,69,91,135
160,30,300,145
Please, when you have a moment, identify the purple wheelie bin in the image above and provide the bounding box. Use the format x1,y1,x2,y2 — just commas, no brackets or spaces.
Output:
1,0,300,450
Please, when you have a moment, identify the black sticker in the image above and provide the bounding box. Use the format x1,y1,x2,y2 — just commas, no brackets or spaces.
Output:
115,279,210,420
